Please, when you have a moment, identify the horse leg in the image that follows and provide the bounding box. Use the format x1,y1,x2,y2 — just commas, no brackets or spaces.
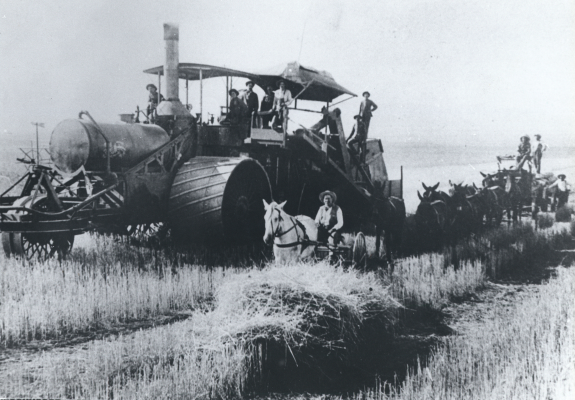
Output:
385,230,394,274
375,226,381,259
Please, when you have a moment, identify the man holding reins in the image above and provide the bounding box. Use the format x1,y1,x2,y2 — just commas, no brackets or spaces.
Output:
315,191,344,251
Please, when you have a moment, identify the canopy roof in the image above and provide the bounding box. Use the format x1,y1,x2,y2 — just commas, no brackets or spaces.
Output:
143,61,356,103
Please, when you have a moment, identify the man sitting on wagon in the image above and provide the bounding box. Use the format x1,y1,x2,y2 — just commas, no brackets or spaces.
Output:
315,190,344,250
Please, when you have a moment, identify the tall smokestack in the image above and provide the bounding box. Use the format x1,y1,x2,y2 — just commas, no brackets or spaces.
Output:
164,23,179,101
156,22,192,128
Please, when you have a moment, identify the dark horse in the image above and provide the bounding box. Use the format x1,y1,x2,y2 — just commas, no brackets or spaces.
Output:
421,182,451,203
504,169,545,222
415,193,449,251
372,195,406,271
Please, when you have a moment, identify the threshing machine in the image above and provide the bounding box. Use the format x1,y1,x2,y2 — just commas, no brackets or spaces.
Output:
0,24,402,260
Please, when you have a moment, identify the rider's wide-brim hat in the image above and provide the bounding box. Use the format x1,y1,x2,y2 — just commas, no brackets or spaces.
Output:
558,174,566,179
362,91,370,97
246,80,255,86
228,88,239,96
146,83,157,90
520,135,530,140
319,190,337,203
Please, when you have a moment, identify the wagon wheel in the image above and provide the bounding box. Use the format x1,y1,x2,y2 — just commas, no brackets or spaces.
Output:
11,229,74,261
2,197,74,261
352,232,367,271
1,214,17,258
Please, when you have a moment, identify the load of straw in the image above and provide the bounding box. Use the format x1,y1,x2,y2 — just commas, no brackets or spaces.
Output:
213,262,401,390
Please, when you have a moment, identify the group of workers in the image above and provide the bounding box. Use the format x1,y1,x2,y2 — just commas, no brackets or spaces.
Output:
515,134,547,173
224,79,294,128
515,134,571,210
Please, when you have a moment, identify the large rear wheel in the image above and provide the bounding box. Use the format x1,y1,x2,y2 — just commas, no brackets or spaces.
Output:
168,157,272,244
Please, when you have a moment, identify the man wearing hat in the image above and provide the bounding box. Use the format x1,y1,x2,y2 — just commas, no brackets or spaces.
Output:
347,115,368,164
547,174,570,210
241,81,259,127
531,134,547,174
515,135,532,169
223,89,247,125
359,91,378,134
146,84,165,117
259,86,275,128
315,190,344,250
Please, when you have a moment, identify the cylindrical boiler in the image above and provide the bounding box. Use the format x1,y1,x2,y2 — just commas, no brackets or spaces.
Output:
50,119,170,173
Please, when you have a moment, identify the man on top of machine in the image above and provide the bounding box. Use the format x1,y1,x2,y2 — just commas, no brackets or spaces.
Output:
259,86,275,128
146,84,165,117
271,80,294,130
315,190,344,249
221,88,248,125
241,81,259,127
359,91,378,134
347,114,368,164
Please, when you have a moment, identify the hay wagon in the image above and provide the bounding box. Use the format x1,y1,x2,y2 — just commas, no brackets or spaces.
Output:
0,24,402,260
490,155,551,220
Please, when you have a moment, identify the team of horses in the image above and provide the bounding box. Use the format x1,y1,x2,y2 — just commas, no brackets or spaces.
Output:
415,169,549,248
262,168,552,265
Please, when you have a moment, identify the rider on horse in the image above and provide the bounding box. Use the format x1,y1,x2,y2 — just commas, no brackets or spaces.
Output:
315,191,344,248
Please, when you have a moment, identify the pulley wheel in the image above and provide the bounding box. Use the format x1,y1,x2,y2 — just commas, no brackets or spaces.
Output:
168,157,272,243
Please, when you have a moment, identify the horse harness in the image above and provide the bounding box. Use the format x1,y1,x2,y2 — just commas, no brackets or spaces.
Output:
269,207,313,249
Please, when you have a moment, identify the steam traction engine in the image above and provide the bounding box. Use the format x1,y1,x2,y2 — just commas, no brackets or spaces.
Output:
0,24,402,260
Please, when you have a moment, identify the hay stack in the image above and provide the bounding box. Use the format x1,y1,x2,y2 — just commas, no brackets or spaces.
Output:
213,262,401,390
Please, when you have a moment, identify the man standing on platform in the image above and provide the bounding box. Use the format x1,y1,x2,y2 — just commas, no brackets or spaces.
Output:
359,91,378,133
241,81,259,128
531,134,547,174
260,86,275,128
347,115,368,164
146,84,165,117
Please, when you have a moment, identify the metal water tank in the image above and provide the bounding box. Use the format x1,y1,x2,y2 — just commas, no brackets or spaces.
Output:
49,119,170,173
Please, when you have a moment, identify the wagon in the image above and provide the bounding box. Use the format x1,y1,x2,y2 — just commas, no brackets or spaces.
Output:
314,232,368,269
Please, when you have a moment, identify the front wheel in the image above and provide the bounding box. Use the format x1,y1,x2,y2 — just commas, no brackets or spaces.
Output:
2,196,75,261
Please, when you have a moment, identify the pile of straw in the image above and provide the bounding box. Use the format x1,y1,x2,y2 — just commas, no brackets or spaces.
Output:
213,262,401,388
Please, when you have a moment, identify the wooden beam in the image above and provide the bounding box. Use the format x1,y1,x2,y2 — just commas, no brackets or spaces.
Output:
334,114,352,178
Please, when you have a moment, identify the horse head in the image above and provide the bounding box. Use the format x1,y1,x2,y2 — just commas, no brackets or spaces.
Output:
262,199,287,245
421,182,444,202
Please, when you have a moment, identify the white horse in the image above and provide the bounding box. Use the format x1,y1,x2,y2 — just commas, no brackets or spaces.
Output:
262,200,318,264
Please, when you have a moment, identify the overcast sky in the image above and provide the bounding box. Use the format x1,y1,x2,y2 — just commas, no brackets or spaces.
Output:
1,0,573,147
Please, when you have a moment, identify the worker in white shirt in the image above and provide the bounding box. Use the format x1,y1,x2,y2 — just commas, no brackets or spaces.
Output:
531,134,548,174
315,190,344,253
271,80,294,130
547,174,570,210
